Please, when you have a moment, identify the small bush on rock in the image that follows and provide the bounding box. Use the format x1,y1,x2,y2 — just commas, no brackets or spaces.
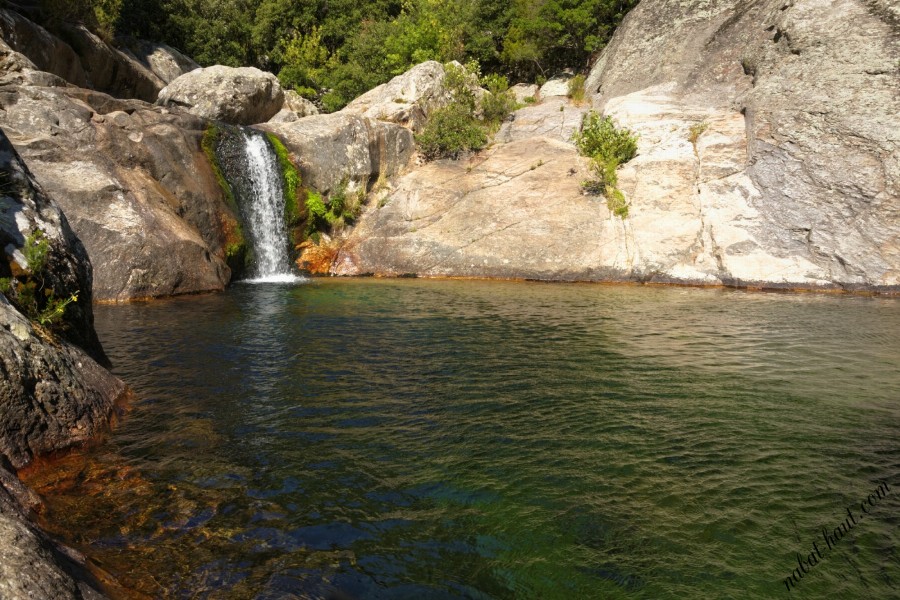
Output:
574,112,638,219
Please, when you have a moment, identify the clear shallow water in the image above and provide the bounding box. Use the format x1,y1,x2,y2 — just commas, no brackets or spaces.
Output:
26,280,900,599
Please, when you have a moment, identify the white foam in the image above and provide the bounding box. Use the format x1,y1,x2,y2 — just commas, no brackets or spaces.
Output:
239,274,308,285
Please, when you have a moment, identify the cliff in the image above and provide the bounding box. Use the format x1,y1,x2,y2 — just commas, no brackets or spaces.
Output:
1,130,125,599
333,0,899,292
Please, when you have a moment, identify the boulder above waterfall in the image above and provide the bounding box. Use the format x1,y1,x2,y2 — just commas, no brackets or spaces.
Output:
260,113,415,196
158,65,284,125
342,61,451,132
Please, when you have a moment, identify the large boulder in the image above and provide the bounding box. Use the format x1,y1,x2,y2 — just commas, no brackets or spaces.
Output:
260,113,414,195
0,85,238,302
59,23,164,102
1,134,123,600
343,61,450,132
158,65,284,126
0,8,87,88
0,131,105,359
0,130,125,468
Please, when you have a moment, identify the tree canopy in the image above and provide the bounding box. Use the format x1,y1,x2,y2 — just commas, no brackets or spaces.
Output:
38,0,638,110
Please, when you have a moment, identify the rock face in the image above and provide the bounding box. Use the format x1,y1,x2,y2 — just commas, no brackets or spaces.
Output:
119,37,199,85
158,65,284,125
343,60,449,132
0,85,237,302
582,0,900,290
0,8,166,102
335,0,899,292
261,113,414,195
1,134,122,600
268,90,319,123
0,131,105,359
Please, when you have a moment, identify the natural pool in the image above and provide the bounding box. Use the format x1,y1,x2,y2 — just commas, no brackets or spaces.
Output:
25,280,900,598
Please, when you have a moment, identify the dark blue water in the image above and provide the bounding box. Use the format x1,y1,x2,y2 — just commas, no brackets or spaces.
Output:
27,280,900,598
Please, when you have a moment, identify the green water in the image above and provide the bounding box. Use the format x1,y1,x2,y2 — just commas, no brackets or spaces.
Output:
33,280,900,598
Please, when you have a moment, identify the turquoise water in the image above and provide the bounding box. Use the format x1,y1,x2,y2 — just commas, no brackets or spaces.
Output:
31,280,900,598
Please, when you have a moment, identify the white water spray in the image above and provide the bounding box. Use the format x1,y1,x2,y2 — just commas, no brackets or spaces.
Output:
241,132,302,283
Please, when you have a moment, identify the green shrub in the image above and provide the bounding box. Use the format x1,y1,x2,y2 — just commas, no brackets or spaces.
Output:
574,112,638,219
265,133,302,228
688,121,709,146
416,103,488,160
1,230,79,328
573,112,638,165
480,73,517,125
567,74,586,103
415,61,494,160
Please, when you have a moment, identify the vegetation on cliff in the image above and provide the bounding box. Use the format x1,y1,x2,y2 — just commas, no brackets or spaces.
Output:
573,112,637,218
36,0,637,111
416,62,516,160
0,230,79,328
200,124,252,274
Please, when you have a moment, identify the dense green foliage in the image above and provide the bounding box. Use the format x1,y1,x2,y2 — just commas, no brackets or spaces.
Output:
573,112,638,218
41,0,636,111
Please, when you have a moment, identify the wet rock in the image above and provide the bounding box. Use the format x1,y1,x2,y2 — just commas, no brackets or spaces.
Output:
158,65,284,126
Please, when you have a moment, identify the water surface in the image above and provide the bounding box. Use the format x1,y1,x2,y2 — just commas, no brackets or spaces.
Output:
27,280,900,598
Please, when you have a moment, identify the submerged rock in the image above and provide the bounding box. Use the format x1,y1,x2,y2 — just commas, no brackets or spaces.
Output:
0,476,108,599
158,65,284,125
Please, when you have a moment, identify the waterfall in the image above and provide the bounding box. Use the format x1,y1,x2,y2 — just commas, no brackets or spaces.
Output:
240,131,298,282
212,125,303,284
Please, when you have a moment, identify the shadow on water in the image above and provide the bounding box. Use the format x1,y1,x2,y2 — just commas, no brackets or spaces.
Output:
23,280,900,599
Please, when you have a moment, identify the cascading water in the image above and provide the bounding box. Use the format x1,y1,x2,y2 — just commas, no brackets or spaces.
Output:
240,131,298,282
213,126,303,284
